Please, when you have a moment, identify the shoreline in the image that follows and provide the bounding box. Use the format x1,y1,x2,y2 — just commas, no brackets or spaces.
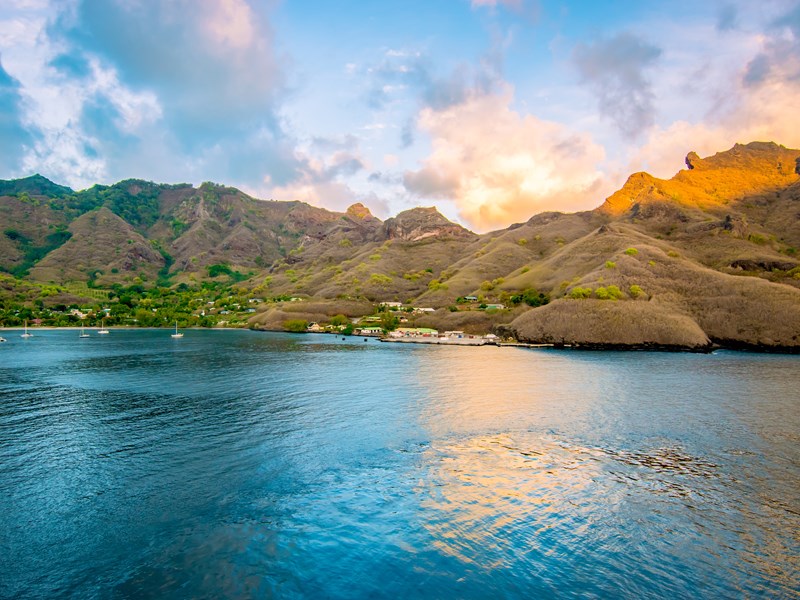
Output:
2,326,798,354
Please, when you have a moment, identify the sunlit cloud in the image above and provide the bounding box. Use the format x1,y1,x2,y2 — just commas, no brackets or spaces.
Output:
404,86,609,232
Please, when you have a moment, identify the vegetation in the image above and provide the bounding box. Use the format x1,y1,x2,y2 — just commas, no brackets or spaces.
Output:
594,285,623,300
509,288,550,307
283,319,309,332
569,287,593,299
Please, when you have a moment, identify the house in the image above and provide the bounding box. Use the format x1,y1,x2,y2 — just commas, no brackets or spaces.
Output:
394,327,439,337
485,303,506,310
412,307,436,314
357,326,384,336
464,296,478,301
307,322,324,332
444,330,465,338
379,301,403,309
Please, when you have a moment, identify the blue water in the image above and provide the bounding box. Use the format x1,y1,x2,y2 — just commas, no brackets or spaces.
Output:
0,329,798,599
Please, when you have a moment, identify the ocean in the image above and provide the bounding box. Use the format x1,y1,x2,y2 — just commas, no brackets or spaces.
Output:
1,329,798,598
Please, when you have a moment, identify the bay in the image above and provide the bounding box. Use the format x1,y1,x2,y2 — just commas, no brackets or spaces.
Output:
0,329,798,598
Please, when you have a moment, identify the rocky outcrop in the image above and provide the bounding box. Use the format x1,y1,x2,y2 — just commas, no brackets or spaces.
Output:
382,207,477,242
346,203,377,221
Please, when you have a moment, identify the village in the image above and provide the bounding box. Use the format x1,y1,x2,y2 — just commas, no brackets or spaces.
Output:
304,300,504,345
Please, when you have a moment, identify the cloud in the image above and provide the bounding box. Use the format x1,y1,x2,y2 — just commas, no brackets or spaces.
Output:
470,0,540,18
630,76,800,180
716,4,738,32
261,146,391,215
573,33,662,140
53,0,285,144
0,0,311,190
743,3,800,88
0,56,33,173
404,86,610,232
366,45,503,113
471,0,522,7
627,4,800,179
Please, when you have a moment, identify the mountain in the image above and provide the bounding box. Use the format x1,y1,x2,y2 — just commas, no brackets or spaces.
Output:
1,141,799,350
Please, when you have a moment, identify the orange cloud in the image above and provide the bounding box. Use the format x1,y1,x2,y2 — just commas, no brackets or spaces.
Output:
404,86,611,232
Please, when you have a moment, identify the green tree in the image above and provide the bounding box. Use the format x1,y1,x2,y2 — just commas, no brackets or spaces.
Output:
330,314,349,327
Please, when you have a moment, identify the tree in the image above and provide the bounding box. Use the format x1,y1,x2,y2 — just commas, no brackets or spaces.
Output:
380,311,399,331
330,314,349,327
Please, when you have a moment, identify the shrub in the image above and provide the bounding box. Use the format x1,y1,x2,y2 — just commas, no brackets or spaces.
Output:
629,284,644,298
370,273,392,286
569,287,593,299
605,261,616,269
595,285,623,300
330,314,349,326
517,238,528,246
624,247,639,256
510,288,550,307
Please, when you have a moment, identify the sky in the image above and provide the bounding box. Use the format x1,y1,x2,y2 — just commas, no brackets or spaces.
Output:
1,0,799,232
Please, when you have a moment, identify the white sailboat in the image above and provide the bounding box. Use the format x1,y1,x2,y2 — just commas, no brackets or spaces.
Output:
98,317,110,335
79,323,90,338
171,321,183,338
20,320,33,338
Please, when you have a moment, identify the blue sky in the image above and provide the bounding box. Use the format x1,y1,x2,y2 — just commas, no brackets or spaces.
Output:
1,0,799,231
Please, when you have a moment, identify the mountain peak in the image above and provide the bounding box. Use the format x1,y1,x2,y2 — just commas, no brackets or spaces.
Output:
0,174,74,198
600,141,800,215
383,206,476,241
346,203,375,220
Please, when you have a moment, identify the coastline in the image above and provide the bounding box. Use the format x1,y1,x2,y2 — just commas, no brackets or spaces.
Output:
3,325,799,354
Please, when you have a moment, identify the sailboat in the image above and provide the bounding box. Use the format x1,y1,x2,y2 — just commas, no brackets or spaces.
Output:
97,317,110,335
20,320,33,338
171,321,184,338
79,323,90,338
